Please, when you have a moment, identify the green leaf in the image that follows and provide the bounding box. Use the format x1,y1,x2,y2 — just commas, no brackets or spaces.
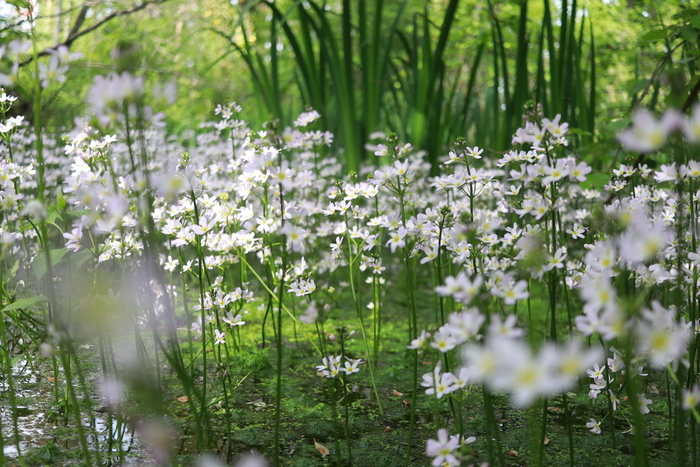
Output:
641,29,668,42
2,260,19,286
46,206,61,225
9,259,19,281
56,190,66,211
5,0,31,9
10,353,25,366
582,172,609,190
567,128,592,136
2,296,48,312
691,15,700,30
605,117,632,133
680,26,698,42
67,209,89,217
69,250,93,275
32,248,67,280
628,79,650,96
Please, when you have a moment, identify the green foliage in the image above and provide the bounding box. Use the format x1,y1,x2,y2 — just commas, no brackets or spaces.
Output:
223,0,416,172
1,0,697,171
1,295,47,312
3,2,700,465
220,0,597,171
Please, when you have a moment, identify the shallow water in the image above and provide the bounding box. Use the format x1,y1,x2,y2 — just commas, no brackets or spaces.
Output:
2,358,137,460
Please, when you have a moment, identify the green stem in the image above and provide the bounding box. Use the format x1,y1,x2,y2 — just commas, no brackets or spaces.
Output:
58,344,94,466
625,338,649,467
483,386,504,467
405,348,419,467
344,224,383,415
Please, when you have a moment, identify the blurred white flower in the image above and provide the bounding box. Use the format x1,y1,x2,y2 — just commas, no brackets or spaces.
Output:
617,108,682,153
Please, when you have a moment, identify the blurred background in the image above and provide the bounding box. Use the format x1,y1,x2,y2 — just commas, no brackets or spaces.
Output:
0,0,697,167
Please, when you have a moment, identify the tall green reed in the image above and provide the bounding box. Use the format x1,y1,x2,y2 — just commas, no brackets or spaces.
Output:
226,0,597,174
225,0,464,172
476,0,596,152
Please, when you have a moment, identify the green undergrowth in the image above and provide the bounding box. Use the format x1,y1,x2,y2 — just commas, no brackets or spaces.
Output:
9,283,687,466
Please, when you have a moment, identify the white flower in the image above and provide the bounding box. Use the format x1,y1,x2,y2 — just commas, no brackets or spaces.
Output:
222,312,245,327
373,144,389,157
492,278,529,305
683,103,700,143
487,314,523,339
636,301,690,369
542,159,570,185
435,273,482,304
63,227,83,252
637,393,652,414
293,109,321,127
162,256,179,272
300,303,319,324
316,355,342,378
568,160,591,182
656,163,683,184
385,227,407,253
340,357,362,375
426,429,460,467
466,146,483,159
617,108,681,153
214,329,226,345
542,114,569,137
566,223,587,239
407,330,430,349
288,278,316,296
683,386,700,410
191,217,217,236
21,199,47,222
586,418,601,434
544,247,567,271
422,363,456,399
430,331,458,353
38,54,68,88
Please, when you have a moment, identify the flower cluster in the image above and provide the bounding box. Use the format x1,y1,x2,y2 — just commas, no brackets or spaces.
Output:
4,66,700,464
426,429,476,467
316,355,363,378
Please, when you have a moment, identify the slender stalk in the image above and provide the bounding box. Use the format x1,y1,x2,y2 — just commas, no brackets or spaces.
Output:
483,386,505,467
405,347,419,467
0,319,22,461
624,337,649,467
329,378,343,467
344,216,383,414
274,175,288,467
58,344,94,466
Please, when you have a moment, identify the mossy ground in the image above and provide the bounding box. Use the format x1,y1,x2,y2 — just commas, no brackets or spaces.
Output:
4,277,689,466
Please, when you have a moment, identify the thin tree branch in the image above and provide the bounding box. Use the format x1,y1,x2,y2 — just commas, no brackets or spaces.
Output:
682,77,700,112
18,0,171,67
0,1,96,33
66,5,90,42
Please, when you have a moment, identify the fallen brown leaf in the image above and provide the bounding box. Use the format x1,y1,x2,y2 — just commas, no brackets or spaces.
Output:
543,437,550,445
175,396,188,403
392,389,404,397
547,406,562,412
384,426,393,432
313,439,330,457
507,449,519,458
403,400,411,407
